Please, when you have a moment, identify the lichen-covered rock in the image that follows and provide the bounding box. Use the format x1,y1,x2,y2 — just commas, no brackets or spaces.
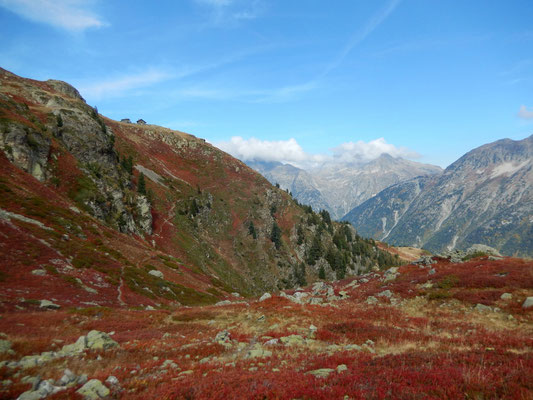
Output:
86,330,119,350
259,293,271,302
76,379,110,400
522,297,533,309
0,122,50,181
280,335,306,347
39,300,60,309
500,293,512,300
475,303,492,313
148,269,164,279
214,330,232,347
245,344,272,359
0,339,13,355
306,368,334,378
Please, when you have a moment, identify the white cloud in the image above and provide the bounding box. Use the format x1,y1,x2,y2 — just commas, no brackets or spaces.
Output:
216,136,326,168
0,0,106,31
216,136,418,169
518,105,533,120
331,137,420,163
77,68,172,100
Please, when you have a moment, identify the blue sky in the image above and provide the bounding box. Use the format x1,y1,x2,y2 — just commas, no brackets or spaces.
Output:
0,0,532,168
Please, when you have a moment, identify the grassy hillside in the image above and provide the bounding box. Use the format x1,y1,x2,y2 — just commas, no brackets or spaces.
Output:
0,68,402,310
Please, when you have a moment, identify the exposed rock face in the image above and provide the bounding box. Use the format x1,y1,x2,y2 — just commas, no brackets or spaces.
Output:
343,135,533,257
248,154,442,220
0,68,152,236
0,122,50,181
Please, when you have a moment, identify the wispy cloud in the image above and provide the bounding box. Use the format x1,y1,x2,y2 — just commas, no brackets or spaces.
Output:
77,46,271,100
194,0,265,25
174,80,319,104
322,0,401,77
518,105,533,120
77,68,172,99
0,0,106,32
216,136,418,169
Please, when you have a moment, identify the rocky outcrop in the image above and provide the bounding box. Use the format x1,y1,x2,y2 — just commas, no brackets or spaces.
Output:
0,122,50,181
0,69,152,236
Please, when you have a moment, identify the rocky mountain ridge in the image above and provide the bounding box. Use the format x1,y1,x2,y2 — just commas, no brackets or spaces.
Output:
343,135,533,257
249,154,442,220
0,67,402,310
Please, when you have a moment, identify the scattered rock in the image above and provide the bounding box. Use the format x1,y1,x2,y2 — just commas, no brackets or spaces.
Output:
414,255,436,266
214,330,232,347
475,303,492,313
365,296,378,305
306,368,334,378
0,339,14,355
500,293,512,300
161,359,179,369
246,343,272,359
259,293,272,302
76,379,110,400
383,267,399,282
148,270,164,279
86,330,119,350
344,344,362,351
377,290,393,298
308,324,318,338
31,269,46,276
308,297,323,305
61,330,118,354
522,297,533,309
280,335,306,347
105,376,119,386
39,300,60,310
336,364,348,373
466,244,501,257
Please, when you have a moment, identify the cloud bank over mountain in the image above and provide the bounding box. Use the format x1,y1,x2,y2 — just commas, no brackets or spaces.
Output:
216,136,420,169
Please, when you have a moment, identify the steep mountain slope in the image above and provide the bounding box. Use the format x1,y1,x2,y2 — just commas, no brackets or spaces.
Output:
0,68,402,310
248,155,441,219
344,135,533,256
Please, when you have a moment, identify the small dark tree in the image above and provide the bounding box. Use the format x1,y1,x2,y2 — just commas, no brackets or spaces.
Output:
189,198,200,216
137,172,146,195
306,233,322,265
248,221,257,239
56,114,63,127
318,265,326,280
270,222,282,249
296,225,305,245
121,155,133,174
293,263,307,286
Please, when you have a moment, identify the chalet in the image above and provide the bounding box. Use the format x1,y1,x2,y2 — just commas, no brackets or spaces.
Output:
120,118,131,123
137,119,147,125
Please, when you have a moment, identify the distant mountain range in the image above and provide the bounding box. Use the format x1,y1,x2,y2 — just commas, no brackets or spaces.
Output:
248,155,442,220
343,135,533,257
